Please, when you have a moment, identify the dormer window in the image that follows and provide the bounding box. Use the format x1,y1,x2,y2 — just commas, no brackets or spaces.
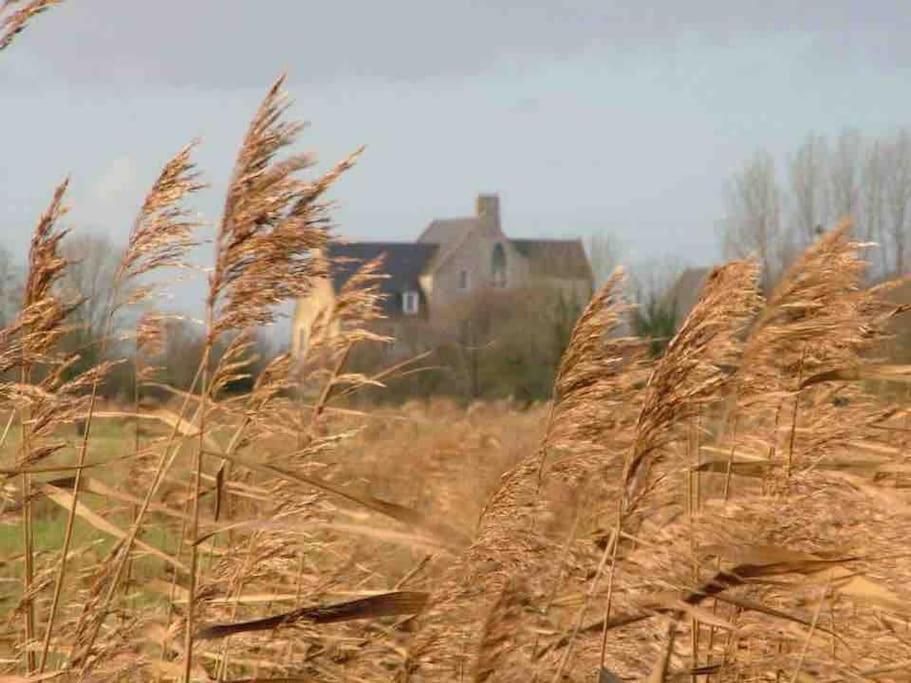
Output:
458,270,470,291
402,291,420,315
491,243,507,288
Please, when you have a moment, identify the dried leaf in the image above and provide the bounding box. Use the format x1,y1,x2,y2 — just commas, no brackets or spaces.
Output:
196,590,429,640
801,364,911,388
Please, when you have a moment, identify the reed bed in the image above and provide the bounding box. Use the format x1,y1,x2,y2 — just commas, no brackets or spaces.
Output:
0,74,910,683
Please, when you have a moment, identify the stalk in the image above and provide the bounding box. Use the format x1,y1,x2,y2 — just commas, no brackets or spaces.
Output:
19,365,35,674
183,316,213,681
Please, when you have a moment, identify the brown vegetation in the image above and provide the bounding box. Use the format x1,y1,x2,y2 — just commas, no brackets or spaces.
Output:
1,35,911,682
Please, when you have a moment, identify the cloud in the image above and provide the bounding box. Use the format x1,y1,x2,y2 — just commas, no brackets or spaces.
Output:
69,155,142,234
4,0,910,90
91,156,138,204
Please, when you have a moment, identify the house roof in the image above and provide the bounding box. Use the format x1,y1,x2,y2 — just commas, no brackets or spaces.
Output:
510,239,593,281
327,242,438,315
417,217,477,246
418,217,486,277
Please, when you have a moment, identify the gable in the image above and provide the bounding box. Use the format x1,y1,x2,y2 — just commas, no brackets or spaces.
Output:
417,217,477,247
418,217,488,277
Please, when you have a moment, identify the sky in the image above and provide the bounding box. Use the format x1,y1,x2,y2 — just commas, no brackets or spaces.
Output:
3,1,911,336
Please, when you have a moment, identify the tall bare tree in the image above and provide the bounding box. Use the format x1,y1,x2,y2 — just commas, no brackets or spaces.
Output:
727,129,911,283
882,129,911,275
829,128,863,222
721,149,784,290
789,133,829,247
861,139,889,274
58,233,121,370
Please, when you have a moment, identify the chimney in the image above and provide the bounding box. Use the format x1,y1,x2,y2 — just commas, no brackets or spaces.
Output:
476,193,501,232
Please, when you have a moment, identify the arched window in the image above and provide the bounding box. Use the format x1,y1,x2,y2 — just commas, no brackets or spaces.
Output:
491,243,507,288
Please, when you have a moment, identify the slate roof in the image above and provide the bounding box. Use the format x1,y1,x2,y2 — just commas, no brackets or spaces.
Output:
510,239,593,280
327,242,437,315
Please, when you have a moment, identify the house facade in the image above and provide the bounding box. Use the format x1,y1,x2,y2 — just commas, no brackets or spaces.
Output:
292,193,594,357
663,267,711,327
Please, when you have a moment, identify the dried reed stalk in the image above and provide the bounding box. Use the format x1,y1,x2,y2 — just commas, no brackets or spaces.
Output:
38,144,203,673
0,0,62,51
180,75,360,681
5,180,70,674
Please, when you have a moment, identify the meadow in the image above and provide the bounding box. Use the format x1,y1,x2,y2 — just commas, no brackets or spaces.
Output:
0,399,547,679
0,54,909,682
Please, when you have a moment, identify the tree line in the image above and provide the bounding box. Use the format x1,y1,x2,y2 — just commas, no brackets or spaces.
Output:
0,233,276,400
4,128,907,403
721,128,911,289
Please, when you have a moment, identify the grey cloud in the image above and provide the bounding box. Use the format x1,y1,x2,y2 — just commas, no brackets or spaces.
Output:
5,0,911,88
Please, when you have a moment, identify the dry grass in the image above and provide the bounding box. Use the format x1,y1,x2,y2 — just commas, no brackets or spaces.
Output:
0,74,910,683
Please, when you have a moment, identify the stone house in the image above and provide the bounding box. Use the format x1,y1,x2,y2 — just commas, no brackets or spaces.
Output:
292,193,594,357
663,267,711,326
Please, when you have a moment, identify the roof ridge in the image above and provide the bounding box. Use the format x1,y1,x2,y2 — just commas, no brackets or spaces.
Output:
430,215,475,223
332,239,429,245
510,237,584,243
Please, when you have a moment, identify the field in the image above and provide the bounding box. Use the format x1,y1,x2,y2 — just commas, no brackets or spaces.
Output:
1,344,909,681
0,398,548,679
1,243,910,681
0,71,910,682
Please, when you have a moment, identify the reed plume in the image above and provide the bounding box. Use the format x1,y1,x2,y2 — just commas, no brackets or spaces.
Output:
406,272,641,678
179,75,361,679
0,0,62,51
60,143,204,672
2,179,72,674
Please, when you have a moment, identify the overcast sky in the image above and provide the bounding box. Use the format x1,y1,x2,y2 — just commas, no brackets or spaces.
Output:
3,1,911,334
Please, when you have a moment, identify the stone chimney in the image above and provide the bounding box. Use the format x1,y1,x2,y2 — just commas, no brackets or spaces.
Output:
476,193,501,233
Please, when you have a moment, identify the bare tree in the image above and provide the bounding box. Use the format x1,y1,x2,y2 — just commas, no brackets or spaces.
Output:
882,129,911,275
860,139,889,275
585,231,622,286
59,232,120,341
0,246,22,328
829,129,863,222
152,317,205,391
57,233,122,376
789,133,829,247
720,149,784,290
728,128,911,282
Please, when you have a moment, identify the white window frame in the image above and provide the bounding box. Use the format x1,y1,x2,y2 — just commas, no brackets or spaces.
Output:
402,290,420,315
458,269,470,291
